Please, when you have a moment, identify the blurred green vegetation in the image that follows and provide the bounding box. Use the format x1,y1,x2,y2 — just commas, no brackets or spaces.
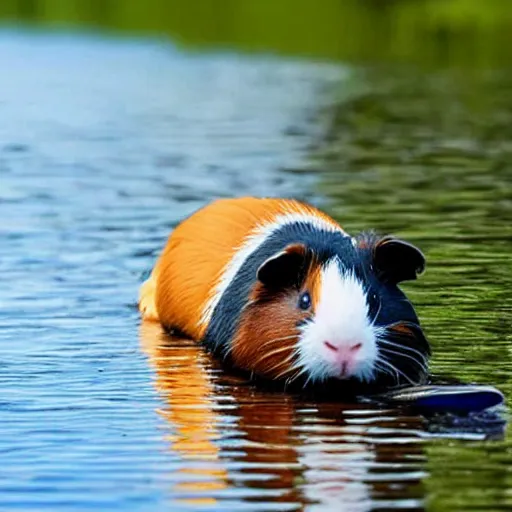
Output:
1,0,512,67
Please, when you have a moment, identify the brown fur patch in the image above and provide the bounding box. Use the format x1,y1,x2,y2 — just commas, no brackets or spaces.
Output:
388,322,414,336
231,291,304,380
232,258,323,381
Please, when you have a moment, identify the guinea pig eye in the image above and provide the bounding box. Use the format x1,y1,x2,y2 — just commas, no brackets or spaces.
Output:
368,291,379,313
298,292,312,310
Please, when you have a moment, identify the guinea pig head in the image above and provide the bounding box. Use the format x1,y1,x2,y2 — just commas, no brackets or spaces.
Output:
231,235,430,388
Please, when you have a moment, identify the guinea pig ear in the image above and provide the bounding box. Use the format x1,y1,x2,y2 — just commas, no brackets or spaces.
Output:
373,236,425,284
257,243,308,289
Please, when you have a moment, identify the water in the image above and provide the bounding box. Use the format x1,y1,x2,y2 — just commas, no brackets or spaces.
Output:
1,28,511,512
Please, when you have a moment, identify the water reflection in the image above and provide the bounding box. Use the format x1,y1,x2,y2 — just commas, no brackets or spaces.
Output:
140,321,431,510
140,322,228,506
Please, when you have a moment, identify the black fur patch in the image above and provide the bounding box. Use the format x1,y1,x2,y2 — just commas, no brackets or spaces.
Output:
202,222,350,357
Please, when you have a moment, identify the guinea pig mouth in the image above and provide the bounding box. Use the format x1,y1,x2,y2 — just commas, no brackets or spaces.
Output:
325,351,377,383
322,340,365,380
338,362,350,379
339,362,361,380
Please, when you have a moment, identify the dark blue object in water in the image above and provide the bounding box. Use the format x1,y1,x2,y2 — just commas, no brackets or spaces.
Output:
379,385,504,413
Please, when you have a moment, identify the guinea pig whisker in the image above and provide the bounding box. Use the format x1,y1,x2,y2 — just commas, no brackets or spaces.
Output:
257,345,292,362
269,360,302,386
274,365,293,380
377,338,428,365
374,357,399,381
376,355,417,386
277,362,305,388
357,361,377,383
370,299,383,326
300,360,329,388
289,366,308,383
273,349,301,374
378,347,428,374
377,333,428,355
260,334,298,348
302,371,314,389
274,365,296,382
373,361,395,380
289,358,307,378
253,344,296,367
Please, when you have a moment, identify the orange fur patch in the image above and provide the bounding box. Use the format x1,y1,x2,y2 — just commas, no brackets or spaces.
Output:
139,197,343,340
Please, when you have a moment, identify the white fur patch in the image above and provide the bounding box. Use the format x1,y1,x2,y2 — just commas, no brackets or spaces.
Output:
297,258,377,383
199,209,347,328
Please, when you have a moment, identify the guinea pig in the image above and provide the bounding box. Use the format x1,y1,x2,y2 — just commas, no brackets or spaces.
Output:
139,197,430,390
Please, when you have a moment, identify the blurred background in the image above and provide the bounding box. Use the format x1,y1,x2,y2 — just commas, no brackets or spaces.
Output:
2,0,512,66
1,1,511,512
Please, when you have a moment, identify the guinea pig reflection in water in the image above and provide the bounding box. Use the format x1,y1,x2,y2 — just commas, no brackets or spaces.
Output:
139,321,228,504
140,197,430,389
139,321,427,510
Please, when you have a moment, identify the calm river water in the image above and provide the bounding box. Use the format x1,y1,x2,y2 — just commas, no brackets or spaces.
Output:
1,29,511,512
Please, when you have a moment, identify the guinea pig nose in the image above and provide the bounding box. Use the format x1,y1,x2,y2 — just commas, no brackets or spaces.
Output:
350,343,363,352
324,341,338,352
